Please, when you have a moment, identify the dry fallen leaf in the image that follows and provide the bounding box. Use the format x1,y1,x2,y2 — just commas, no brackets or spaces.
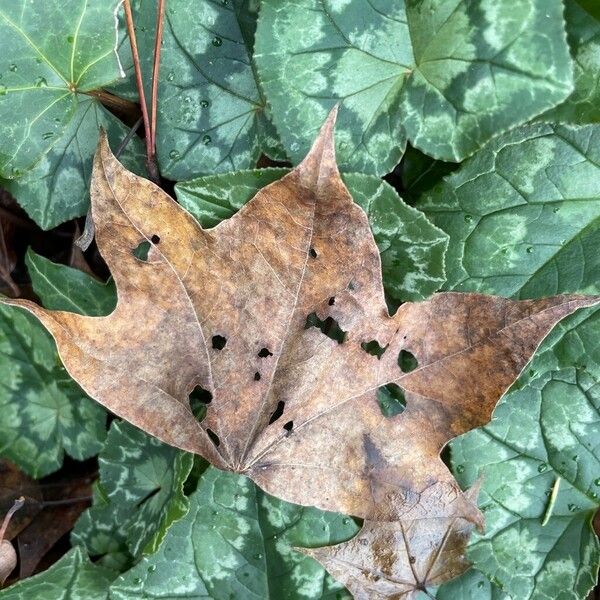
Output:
4,109,597,533
0,497,24,584
305,484,481,599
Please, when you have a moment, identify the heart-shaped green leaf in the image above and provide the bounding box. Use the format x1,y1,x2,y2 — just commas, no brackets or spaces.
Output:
255,0,573,174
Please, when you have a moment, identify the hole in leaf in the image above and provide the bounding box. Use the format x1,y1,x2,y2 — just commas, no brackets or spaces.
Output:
258,347,273,358
377,384,406,417
212,335,227,350
348,281,355,291
328,297,335,306
361,340,388,360
398,350,418,373
305,312,347,344
254,372,261,381
206,428,220,447
189,385,212,421
309,247,317,258
132,240,151,261
269,400,285,424
151,234,160,244
283,420,294,435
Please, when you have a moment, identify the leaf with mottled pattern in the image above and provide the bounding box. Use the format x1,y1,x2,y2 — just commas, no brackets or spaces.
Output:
0,252,113,477
452,367,600,600
71,420,193,571
419,123,600,299
255,0,573,174
0,547,115,599
109,466,358,600
542,0,600,124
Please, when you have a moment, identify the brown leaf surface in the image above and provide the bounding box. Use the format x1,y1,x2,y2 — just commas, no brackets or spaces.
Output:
305,485,480,599
4,109,598,526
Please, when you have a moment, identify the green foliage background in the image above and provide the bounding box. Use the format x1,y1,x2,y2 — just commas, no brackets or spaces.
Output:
0,0,599,598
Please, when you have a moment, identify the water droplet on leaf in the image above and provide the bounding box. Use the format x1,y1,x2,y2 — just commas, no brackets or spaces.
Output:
202,134,211,145
212,36,222,47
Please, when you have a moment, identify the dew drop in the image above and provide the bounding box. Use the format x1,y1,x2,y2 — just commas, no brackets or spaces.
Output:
455,464,465,474
594,477,600,486
212,36,222,47
133,577,142,584
567,503,579,512
166,71,174,81
147,565,156,573
200,99,210,108
255,553,263,559
552,206,560,213
537,463,548,473
202,134,212,145
342,518,350,525
526,246,534,253
42,131,54,140
9,64,17,72
35,76,47,87
477,581,485,588
464,214,473,223
169,149,180,159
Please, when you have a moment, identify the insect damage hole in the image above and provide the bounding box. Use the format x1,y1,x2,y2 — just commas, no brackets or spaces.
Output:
258,347,273,358
151,234,161,244
188,385,212,421
206,429,220,447
283,421,294,435
377,384,407,417
309,247,317,258
254,372,261,381
305,312,347,344
212,335,227,350
361,340,388,359
269,400,285,424
398,349,418,373
132,240,151,261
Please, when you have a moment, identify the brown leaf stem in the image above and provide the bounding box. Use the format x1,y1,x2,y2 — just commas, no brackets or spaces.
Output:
150,0,166,155
0,498,24,542
122,0,159,182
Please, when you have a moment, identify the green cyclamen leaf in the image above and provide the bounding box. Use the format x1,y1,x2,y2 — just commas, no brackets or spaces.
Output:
176,169,448,303
542,0,600,124
418,122,600,299
71,420,193,570
138,0,285,180
26,249,116,316
452,368,600,600
109,467,359,600
427,568,511,600
3,98,145,231
0,305,106,478
0,252,116,477
255,0,573,174
0,547,115,600
0,0,144,229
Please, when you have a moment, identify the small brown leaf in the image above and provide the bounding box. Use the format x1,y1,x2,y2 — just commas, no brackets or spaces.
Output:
3,109,598,581
305,485,481,599
0,540,16,585
0,497,24,584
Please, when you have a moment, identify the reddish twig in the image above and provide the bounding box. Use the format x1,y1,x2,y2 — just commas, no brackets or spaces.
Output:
150,0,166,154
122,0,159,182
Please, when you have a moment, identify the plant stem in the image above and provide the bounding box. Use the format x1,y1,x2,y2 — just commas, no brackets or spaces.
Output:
150,0,166,155
122,0,159,182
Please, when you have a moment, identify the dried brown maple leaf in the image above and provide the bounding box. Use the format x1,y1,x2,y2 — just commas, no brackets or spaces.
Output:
4,109,597,528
